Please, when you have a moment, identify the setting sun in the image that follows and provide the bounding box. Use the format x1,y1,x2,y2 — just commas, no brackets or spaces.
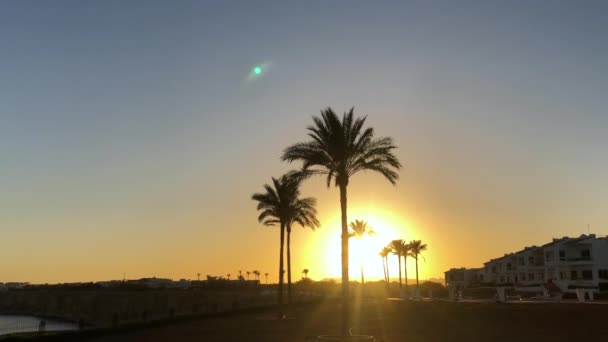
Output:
312,207,414,281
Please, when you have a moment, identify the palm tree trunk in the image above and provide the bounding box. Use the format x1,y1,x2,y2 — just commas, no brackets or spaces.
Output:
287,224,292,305
339,183,349,337
278,222,285,318
361,263,365,285
415,255,419,294
381,257,386,284
386,256,390,285
404,255,408,296
398,254,402,298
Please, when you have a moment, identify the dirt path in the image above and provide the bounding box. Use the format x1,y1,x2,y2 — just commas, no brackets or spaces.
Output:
85,300,608,342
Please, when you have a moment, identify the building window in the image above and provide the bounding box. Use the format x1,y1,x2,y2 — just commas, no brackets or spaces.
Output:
507,263,512,271
528,256,534,265
528,273,534,281
559,250,565,261
518,257,524,266
571,270,578,280
582,270,593,280
520,273,526,281
599,270,608,280
500,276,505,283
581,249,591,260
545,251,554,262
492,267,496,273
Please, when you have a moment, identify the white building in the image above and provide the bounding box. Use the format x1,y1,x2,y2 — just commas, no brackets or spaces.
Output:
446,234,608,293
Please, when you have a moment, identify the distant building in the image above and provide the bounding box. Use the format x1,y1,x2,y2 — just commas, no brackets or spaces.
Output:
444,268,483,289
445,234,608,293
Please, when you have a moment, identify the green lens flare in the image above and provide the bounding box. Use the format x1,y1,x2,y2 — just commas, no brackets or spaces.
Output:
253,66,262,75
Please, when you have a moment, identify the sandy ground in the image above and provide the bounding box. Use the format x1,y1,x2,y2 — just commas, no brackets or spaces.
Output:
85,299,608,342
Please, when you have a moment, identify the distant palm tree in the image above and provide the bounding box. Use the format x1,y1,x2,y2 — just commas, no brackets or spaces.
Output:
238,270,242,279
379,246,391,285
197,273,200,282
253,270,260,281
226,274,231,280
264,272,269,284
389,239,408,298
302,268,309,279
401,241,413,295
348,220,375,284
252,171,319,315
282,108,401,336
409,240,428,296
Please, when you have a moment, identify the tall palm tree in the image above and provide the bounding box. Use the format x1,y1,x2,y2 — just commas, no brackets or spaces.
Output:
283,177,320,305
246,271,251,280
226,274,231,280
379,246,391,285
409,240,428,296
252,171,320,314
253,270,260,281
401,241,413,295
282,108,401,336
348,220,375,284
264,272,269,284
302,268,309,279
389,239,408,298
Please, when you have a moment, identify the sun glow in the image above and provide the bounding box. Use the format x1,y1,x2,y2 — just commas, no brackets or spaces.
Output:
313,207,414,281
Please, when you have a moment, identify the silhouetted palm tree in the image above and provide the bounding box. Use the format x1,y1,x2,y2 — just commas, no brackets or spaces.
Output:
409,239,428,296
253,270,261,281
282,107,401,335
302,268,309,279
246,271,251,280
401,241,413,295
379,246,391,285
252,172,319,315
264,272,269,284
389,239,408,298
226,273,231,280
349,220,375,284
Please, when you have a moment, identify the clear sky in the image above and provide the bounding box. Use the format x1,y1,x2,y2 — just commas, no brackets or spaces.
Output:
2,1,607,284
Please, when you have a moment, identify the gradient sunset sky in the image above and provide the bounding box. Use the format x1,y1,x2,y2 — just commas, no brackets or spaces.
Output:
2,1,607,284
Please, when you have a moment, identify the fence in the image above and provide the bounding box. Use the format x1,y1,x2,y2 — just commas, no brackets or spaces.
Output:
0,316,78,337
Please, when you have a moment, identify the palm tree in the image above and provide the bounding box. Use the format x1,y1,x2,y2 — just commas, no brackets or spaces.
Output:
379,246,391,285
253,270,261,281
282,107,401,336
238,270,242,280
409,240,428,297
282,175,320,305
348,220,375,284
252,171,320,315
401,241,413,296
264,272,269,284
389,239,408,298
226,273,231,280
302,268,309,279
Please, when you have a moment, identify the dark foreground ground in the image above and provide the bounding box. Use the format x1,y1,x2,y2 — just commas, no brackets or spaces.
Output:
84,299,608,342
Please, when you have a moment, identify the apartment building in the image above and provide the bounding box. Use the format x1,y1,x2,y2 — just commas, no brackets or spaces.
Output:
445,234,608,293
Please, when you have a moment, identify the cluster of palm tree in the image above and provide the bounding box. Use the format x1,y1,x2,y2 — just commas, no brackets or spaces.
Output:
381,239,427,298
253,107,401,332
252,171,320,314
233,270,269,283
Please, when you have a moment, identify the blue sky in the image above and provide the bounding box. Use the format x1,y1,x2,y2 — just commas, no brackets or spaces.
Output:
1,1,607,282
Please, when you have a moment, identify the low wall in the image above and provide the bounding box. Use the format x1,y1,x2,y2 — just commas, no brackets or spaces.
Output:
0,288,277,327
